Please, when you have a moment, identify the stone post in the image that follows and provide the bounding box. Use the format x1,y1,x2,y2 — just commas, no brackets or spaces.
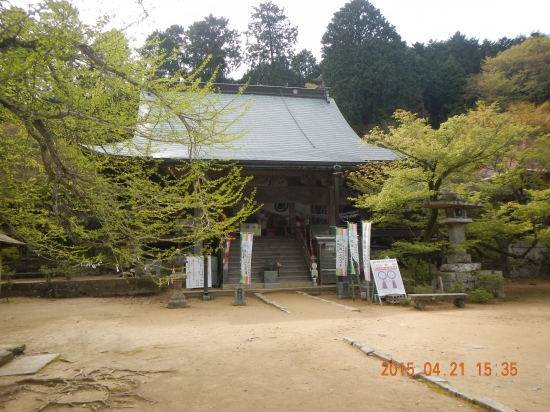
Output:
167,277,188,308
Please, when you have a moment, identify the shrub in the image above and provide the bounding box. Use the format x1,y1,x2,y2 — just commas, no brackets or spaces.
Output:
413,285,436,294
402,277,417,294
400,257,431,285
450,280,464,293
468,289,494,303
40,262,75,281
475,273,509,297
400,297,411,306
402,277,417,287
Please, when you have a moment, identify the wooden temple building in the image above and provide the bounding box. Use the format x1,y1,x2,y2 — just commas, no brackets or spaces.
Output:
109,84,398,288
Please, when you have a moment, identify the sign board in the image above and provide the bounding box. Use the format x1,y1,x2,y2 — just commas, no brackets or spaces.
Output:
186,256,212,289
335,228,348,277
240,232,254,284
348,223,360,274
370,258,406,297
361,221,372,281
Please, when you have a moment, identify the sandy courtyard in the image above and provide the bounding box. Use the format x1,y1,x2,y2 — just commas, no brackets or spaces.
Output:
0,283,549,411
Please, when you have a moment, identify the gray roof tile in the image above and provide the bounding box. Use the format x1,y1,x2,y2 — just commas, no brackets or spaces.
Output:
99,86,396,166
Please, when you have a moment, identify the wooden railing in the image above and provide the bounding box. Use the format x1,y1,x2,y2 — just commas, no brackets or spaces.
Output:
296,224,314,278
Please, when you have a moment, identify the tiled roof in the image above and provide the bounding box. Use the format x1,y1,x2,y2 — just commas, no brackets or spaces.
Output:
99,84,396,167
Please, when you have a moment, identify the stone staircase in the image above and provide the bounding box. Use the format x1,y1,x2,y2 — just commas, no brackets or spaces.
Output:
224,236,312,288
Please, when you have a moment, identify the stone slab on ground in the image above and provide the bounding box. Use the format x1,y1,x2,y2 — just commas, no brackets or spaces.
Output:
0,353,59,376
0,343,26,355
343,337,374,354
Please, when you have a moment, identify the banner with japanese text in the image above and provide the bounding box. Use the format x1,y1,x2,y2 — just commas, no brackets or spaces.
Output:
335,227,348,277
185,256,212,289
240,232,254,284
223,235,232,266
362,221,372,281
347,222,360,275
370,258,406,297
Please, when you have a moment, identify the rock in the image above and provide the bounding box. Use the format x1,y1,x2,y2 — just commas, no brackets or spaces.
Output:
440,263,482,272
465,344,486,349
0,344,26,355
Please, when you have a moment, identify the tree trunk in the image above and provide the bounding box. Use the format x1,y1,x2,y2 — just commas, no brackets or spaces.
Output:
422,208,439,242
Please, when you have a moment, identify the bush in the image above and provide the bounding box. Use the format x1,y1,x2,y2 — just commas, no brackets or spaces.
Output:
450,280,464,293
40,262,75,280
475,273,509,297
413,285,436,294
400,257,431,285
468,289,494,303
402,277,417,294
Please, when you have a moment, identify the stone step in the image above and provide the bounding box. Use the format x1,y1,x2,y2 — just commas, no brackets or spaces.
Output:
228,249,303,256
227,262,305,270
225,236,310,285
228,270,310,277
228,274,310,282
222,281,314,290
227,262,308,271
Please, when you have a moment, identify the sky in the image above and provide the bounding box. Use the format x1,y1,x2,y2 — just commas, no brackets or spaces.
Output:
13,0,550,77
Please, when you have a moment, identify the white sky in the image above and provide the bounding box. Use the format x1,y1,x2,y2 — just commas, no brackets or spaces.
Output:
13,0,550,77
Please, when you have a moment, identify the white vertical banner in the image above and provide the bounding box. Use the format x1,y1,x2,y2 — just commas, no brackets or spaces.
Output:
335,227,348,277
206,256,212,288
240,232,254,284
362,221,372,281
186,256,212,289
348,222,360,274
185,256,199,288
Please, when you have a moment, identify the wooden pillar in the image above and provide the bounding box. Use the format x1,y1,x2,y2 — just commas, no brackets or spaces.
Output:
329,184,336,227
289,203,296,235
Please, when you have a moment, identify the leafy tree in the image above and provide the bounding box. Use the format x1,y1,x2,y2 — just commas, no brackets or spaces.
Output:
142,16,241,82
0,1,257,272
462,102,550,273
470,35,550,108
412,32,485,127
183,14,241,82
412,32,528,128
321,0,421,132
142,24,187,78
348,104,531,244
243,1,298,85
291,49,321,86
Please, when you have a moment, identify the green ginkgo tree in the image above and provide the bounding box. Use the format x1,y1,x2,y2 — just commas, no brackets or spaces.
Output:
0,0,258,272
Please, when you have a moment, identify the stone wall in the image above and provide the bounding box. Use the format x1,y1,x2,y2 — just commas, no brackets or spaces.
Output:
432,270,504,293
2,276,164,299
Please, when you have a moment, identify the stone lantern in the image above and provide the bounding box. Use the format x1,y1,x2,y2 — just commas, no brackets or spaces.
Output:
424,194,501,291
166,250,188,309
424,196,483,272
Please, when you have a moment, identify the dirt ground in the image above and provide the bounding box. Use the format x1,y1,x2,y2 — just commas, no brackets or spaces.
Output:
0,282,549,412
